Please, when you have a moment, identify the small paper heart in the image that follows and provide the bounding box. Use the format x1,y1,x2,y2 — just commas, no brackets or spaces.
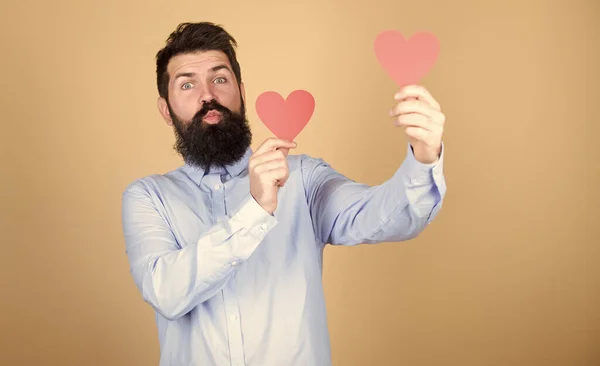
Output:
255,90,315,141
374,30,440,86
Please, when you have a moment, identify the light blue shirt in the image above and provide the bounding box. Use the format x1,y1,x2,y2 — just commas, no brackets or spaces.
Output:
121,142,446,366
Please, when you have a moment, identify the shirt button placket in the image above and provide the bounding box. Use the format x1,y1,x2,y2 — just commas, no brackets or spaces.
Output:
211,175,246,365
223,279,245,365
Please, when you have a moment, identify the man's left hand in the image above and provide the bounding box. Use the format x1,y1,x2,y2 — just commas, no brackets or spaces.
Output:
389,85,445,164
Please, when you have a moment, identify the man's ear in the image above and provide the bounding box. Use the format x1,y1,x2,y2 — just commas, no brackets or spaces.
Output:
157,97,173,126
240,82,246,106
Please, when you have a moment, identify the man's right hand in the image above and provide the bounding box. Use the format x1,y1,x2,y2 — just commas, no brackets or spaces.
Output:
248,138,297,215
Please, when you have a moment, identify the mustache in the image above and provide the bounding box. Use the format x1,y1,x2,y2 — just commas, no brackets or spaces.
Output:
192,100,232,123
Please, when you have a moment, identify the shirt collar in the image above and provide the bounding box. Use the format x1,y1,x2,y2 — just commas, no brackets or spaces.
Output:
181,147,253,185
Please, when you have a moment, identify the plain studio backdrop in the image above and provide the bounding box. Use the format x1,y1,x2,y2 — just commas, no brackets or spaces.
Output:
1,0,598,365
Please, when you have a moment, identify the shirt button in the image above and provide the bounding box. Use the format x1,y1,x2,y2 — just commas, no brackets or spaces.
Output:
231,260,238,266
230,314,237,321
214,184,221,190
260,224,267,232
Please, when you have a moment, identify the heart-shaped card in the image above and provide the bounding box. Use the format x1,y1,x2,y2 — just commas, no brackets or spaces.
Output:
374,30,440,86
255,89,315,141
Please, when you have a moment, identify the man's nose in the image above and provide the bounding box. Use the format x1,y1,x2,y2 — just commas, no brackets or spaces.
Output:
198,84,216,105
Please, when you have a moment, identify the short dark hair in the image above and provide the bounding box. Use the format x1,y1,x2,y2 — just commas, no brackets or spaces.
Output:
155,22,242,100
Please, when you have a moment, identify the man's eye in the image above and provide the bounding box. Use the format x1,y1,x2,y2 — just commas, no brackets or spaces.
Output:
214,77,226,84
182,82,193,89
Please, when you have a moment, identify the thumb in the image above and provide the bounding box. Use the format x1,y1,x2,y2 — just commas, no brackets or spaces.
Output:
277,147,290,157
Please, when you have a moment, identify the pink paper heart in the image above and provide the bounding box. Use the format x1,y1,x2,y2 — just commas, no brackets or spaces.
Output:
255,90,315,141
374,30,440,86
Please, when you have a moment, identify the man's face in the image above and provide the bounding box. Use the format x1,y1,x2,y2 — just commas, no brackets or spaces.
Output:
158,50,252,170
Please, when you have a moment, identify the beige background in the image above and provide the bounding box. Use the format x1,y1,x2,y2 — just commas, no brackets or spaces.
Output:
1,0,599,365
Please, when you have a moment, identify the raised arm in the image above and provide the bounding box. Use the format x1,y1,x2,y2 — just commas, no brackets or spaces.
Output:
304,85,447,246
303,143,446,246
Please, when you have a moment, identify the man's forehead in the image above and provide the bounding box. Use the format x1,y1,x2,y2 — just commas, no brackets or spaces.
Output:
168,51,231,75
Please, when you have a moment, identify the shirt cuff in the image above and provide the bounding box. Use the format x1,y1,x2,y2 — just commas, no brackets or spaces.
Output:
230,193,278,243
400,142,445,187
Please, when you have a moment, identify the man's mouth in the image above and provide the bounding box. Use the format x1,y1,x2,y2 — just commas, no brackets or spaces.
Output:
202,110,222,124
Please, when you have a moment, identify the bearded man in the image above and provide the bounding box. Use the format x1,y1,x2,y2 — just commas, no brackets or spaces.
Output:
121,21,447,366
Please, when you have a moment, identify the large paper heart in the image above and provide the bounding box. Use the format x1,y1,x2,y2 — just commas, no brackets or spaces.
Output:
255,90,315,141
374,30,440,86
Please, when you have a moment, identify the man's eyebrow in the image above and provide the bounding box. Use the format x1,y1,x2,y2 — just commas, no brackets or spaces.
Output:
173,65,232,82
209,64,232,74
173,72,196,81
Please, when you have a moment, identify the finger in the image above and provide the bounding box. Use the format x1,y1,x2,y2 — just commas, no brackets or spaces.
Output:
253,159,288,175
390,99,437,119
394,85,437,106
404,126,429,142
394,114,432,130
249,149,286,168
394,85,441,110
273,164,290,186
392,102,446,127
277,172,290,187
264,167,289,185
254,137,297,155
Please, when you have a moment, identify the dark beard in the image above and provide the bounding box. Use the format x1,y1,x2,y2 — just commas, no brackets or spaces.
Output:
169,98,252,171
